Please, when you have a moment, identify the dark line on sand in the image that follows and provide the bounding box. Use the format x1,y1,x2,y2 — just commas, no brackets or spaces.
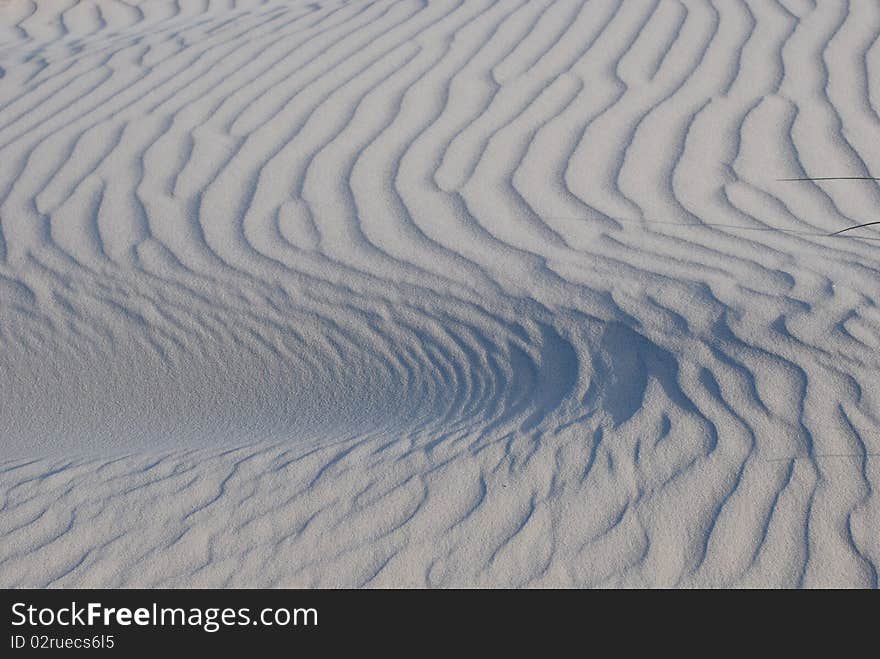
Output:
778,176,880,181
830,221,880,236
766,452,880,463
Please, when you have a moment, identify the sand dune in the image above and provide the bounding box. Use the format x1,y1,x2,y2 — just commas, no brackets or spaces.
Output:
1,0,878,587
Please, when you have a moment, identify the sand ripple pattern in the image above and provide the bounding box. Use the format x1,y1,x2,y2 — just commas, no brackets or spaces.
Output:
1,0,879,586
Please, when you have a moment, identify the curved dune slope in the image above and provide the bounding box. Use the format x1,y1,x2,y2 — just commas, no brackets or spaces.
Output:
1,0,879,587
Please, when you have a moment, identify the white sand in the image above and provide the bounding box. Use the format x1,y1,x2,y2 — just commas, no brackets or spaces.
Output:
0,0,878,587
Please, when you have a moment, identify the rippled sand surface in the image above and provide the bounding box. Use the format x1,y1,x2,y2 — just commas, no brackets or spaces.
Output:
1,0,878,587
